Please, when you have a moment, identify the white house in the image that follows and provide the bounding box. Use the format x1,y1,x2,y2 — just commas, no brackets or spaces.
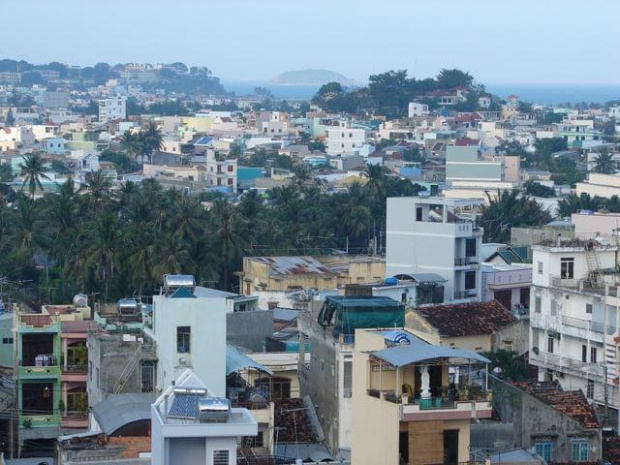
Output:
151,369,257,465
326,122,367,156
408,102,430,118
98,96,127,123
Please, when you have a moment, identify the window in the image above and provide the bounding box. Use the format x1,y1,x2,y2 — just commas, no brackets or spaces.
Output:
465,238,477,257
465,271,476,290
547,336,554,354
535,442,552,462
586,379,594,398
177,326,191,353
227,165,234,172
586,303,593,314
343,360,352,398
582,345,587,363
2,337,12,344
538,261,543,275
140,361,155,393
590,347,597,363
213,449,230,465
535,296,541,314
571,441,589,462
561,258,574,279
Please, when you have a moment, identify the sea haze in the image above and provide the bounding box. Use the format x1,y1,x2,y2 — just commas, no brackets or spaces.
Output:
223,80,620,105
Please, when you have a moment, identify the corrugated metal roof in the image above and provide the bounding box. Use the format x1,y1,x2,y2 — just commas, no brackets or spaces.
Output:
372,344,489,367
91,394,154,435
253,256,332,276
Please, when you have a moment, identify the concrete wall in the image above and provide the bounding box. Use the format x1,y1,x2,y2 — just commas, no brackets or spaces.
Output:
226,309,273,352
0,314,13,367
490,376,602,462
493,319,530,356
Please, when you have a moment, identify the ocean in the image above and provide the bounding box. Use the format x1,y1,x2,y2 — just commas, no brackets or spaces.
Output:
222,80,620,105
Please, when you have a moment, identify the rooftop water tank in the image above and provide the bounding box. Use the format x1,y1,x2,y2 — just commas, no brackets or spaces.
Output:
198,397,231,423
73,294,88,308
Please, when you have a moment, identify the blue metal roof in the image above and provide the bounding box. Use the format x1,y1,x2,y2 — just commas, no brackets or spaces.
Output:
372,344,490,367
226,345,273,376
195,136,214,146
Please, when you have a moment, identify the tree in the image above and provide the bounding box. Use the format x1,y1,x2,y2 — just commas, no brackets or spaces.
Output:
436,69,474,89
368,70,410,118
524,180,555,198
518,101,533,114
5,109,14,126
83,170,112,216
291,163,314,191
139,122,163,162
254,87,274,99
19,153,50,199
481,190,552,243
120,131,142,161
592,150,616,174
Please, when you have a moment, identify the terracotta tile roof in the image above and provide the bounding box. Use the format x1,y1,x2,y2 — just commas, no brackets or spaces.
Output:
416,300,516,337
512,381,600,430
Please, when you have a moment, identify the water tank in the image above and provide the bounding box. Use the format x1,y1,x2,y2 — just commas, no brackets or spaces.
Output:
117,298,139,315
73,294,88,307
198,397,230,423
163,274,196,294
384,277,398,285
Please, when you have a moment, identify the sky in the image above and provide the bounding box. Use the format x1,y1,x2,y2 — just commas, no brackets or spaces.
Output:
4,0,620,85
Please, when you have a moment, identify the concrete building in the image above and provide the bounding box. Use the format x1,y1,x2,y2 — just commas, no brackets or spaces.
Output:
98,97,127,123
204,149,237,192
407,102,430,118
144,275,227,397
350,328,492,465
572,210,620,236
528,237,620,416
576,173,620,199
298,295,405,456
325,123,367,156
481,262,532,312
492,378,602,463
386,197,484,303
151,369,257,465
43,91,69,109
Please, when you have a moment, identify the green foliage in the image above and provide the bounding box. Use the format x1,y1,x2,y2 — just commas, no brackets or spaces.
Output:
147,100,189,116
244,149,293,170
524,180,555,198
495,140,526,157
0,164,13,182
5,108,14,126
308,141,326,153
557,193,620,217
517,101,533,113
592,150,616,174
529,137,569,171
481,190,552,243
482,349,527,381
99,149,138,174
435,68,474,89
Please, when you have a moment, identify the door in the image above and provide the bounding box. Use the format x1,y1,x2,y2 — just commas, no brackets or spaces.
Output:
444,429,459,465
399,431,409,464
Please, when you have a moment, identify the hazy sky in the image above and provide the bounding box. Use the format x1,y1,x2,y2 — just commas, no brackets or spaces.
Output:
5,0,620,84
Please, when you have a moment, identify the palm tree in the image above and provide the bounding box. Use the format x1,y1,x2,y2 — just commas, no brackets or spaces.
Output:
140,122,163,163
291,163,313,192
363,163,387,198
84,213,120,300
211,199,245,290
19,153,50,199
592,150,615,174
120,131,142,162
83,170,112,216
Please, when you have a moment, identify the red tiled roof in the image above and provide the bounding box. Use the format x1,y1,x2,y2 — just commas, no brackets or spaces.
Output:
512,381,600,430
603,436,620,464
455,138,479,147
61,320,100,333
416,300,516,337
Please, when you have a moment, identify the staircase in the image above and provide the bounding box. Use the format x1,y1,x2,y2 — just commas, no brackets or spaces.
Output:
113,345,142,394
584,240,602,288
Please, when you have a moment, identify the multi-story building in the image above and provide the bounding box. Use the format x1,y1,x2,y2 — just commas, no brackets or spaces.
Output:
529,237,620,415
386,197,484,303
298,295,405,456
151,368,257,465
351,328,492,465
14,300,93,454
407,102,430,118
326,122,367,156
98,96,127,123
204,148,237,192
144,275,228,397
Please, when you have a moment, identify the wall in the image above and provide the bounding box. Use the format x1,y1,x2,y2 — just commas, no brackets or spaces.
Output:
226,310,273,352
151,293,227,397
490,376,602,463
0,314,13,367
494,319,530,356
572,212,620,236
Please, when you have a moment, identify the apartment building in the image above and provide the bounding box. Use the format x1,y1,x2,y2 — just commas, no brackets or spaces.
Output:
351,328,492,465
325,121,367,156
386,197,484,303
529,237,620,414
407,102,430,118
98,96,127,123
204,148,237,192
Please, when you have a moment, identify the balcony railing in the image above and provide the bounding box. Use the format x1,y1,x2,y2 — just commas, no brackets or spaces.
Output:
454,290,477,300
455,257,478,267
63,364,88,373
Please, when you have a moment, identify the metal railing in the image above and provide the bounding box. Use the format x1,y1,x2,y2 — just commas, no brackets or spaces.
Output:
455,257,478,267
454,290,477,300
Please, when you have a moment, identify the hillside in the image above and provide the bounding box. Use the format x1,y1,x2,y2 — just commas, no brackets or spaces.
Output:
270,69,358,86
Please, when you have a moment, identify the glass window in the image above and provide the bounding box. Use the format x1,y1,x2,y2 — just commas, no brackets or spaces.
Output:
177,326,191,353
535,442,552,462
582,345,587,363
535,296,541,314
591,347,597,363
343,360,352,398
465,238,477,257
586,303,593,314
547,336,554,354
538,261,543,274
587,380,594,398
465,271,476,290
571,441,589,462
561,258,574,279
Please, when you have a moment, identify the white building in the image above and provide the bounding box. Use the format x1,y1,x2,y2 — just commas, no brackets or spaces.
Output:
98,96,127,123
407,102,430,118
529,238,620,413
576,173,620,199
386,197,484,303
151,369,257,465
326,122,367,156
205,148,237,192
144,275,228,397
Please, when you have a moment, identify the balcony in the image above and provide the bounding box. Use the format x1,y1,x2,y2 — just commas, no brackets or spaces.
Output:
454,257,479,268
61,411,88,428
530,312,605,343
61,364,88,382
454,290,477,300
20,412,61,429
529,350,606,382
19,365,61,380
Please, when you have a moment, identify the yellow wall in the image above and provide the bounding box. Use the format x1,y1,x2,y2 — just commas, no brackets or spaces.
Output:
182,116,213,133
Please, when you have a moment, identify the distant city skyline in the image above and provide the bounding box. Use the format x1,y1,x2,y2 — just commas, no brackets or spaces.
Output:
5,0,620,84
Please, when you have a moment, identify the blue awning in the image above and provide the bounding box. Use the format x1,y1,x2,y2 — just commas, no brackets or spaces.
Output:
372,344,490,368
226,345,273,376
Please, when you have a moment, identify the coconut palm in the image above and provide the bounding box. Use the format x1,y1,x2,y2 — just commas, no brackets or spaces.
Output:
592,150,616,174
83,170,112,216
140,122,163,162
120,131,142,162
19,153,50,199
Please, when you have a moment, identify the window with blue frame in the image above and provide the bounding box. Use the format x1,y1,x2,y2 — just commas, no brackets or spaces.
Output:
535,442,552,462
571,441,589,462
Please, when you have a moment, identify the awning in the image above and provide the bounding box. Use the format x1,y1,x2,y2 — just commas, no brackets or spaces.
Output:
372,344,490,368
91,393,154,435
226,345,273,376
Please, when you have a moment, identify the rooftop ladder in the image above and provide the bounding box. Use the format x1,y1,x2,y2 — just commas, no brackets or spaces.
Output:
113,345,142,394
584,241,602,288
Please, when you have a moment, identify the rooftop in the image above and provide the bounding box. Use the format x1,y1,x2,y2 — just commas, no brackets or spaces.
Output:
416,300,517,337
512,381,600,430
